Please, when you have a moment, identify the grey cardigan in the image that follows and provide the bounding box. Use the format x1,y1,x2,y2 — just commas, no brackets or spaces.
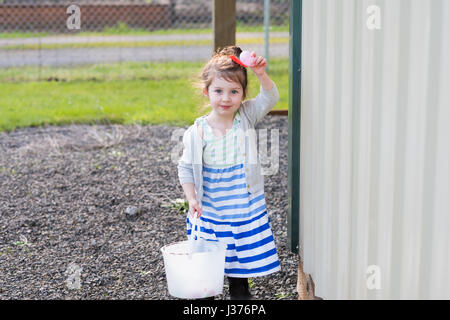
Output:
177,83,279,203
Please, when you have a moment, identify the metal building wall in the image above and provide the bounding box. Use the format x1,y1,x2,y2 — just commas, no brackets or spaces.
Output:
299,0,450,299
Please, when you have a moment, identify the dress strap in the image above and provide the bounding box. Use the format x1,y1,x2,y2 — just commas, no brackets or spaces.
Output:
201,112,241,142
199,117,214,141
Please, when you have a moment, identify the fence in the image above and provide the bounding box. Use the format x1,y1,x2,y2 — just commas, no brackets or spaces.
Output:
0,0,290,81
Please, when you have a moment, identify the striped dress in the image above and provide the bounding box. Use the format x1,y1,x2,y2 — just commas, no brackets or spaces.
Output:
186,111,281,278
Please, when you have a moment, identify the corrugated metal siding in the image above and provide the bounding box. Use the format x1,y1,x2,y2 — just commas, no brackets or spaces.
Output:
299,0,450,299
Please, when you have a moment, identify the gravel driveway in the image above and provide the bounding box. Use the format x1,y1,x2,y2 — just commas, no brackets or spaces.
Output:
0,115,298,300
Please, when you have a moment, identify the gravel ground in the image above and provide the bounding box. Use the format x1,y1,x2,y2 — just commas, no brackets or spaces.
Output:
0,115,298,300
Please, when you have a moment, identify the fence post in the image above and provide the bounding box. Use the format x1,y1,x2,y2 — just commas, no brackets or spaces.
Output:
264,0,270,72
213,0,236,52
288,0,302,254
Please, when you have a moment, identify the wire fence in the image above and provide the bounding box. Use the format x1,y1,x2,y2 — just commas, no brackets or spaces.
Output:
0,0,289,82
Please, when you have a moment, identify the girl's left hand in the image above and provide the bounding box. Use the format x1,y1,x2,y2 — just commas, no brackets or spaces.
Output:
249,53,267,76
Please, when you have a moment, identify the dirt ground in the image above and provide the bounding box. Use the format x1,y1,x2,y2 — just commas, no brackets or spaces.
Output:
0,115,298,300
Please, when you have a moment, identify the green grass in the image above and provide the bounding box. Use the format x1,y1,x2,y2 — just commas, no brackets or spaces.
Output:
0,37,288,51
0,24,289,39
0,59,288,132
0,61,198,82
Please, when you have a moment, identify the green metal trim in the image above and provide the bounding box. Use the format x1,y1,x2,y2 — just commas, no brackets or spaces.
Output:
287,0,302,254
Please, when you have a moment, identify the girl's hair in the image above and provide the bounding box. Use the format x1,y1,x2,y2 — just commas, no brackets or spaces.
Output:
200,46,248,100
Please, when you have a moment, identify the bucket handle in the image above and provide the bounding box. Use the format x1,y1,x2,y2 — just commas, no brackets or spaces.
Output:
189,214,200,241
188,214,200,256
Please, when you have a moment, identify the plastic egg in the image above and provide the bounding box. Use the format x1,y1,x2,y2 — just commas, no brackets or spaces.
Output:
240,50,257,67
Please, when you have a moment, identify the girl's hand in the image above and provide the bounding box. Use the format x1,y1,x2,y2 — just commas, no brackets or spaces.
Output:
188,198,202,218
249,52,267,76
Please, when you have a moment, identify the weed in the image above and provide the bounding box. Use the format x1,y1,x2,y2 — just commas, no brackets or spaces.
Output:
275,292,292,299
14,235,32,253
161,198,189,215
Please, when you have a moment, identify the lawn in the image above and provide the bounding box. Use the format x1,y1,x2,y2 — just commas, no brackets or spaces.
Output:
0,24,289,39
0,37,288,51
0,58,289,132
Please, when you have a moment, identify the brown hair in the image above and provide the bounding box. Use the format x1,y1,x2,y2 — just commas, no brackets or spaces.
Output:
200,46,248,100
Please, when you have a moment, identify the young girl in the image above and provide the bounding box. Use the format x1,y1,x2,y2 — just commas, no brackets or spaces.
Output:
177,46,280,299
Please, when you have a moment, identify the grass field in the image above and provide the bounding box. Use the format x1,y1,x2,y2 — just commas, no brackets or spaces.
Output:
0,37,288,51
0,58,289,132
0,24,289,39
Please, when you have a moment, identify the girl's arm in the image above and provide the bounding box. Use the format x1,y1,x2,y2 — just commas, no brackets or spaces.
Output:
251,56,274,91
177,125,195,185
240,56,279,125
182,183,202,218
181,183,196,202
255,71,274,91
177,125,202,217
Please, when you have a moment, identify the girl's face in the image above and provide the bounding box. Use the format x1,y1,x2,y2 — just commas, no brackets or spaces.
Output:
203,77,246,118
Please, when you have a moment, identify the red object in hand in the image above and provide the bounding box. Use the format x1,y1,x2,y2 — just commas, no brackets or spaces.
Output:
231,55,248,68
239,51,257,67
231,50,257,68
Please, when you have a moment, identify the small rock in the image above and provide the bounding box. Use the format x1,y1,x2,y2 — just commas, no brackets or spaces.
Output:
124,206,141,220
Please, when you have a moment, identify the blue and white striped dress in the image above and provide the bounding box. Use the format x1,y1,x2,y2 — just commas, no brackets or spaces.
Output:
186,111,281,278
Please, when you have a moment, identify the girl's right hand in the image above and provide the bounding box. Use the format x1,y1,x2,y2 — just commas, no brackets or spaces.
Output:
188,199,202,218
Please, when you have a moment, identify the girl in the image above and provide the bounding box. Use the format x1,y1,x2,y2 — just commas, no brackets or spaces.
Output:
177,46,280,300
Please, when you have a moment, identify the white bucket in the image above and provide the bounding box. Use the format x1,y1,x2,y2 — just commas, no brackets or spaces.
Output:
161,219,227,299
